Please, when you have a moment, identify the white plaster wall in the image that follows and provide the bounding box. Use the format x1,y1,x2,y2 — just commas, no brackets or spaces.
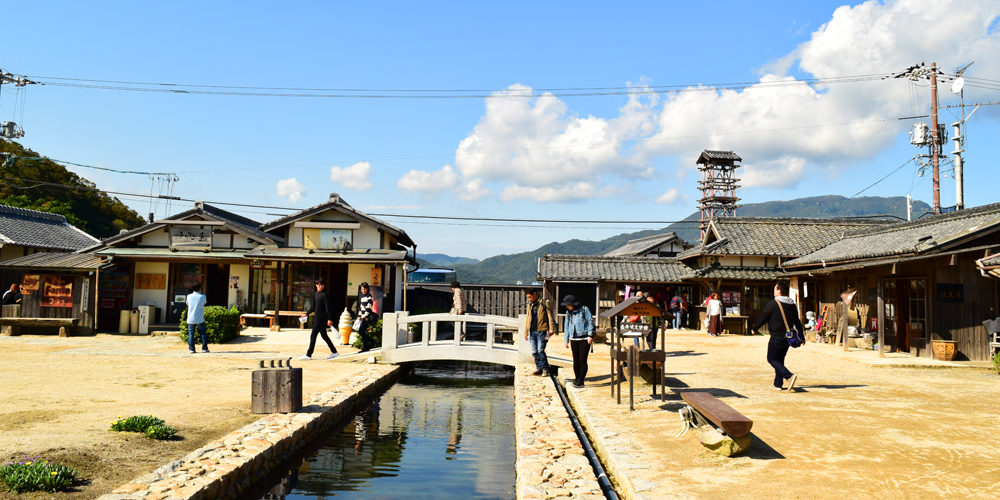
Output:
139,230,170,247
743,256,766,267
233,236,259,249
133,262,169,321
719,256,741,266
285,209,382,249
0,244,24,262
229,264,250,308
347,263,377,291
212,233,231,249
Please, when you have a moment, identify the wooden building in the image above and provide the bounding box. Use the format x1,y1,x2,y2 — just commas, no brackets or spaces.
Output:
784,202,1000,361
0,252,102,335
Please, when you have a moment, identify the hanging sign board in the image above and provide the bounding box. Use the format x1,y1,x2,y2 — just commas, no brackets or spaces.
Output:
21,274,40,292
371,268,383,287
303,228,352,250
170,226,213,251
136,274,166,290
250,259,266,269
936,284,964,303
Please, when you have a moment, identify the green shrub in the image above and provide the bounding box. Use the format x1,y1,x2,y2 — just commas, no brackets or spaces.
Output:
0,457,78,493
993,350,1000,373
145,424,177,440
110,415,164,433
353,319,383,350
179,306,241,344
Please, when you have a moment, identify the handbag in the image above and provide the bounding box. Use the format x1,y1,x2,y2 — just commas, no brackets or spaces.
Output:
352,317,362,331
777,300,804,348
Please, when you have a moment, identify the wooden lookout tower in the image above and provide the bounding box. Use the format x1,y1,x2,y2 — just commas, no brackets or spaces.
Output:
697,150,742,240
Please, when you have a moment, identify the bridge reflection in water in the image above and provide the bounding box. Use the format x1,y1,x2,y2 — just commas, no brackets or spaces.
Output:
256,362,516,500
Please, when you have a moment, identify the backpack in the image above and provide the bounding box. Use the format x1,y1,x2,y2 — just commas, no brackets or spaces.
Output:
669,296,682,311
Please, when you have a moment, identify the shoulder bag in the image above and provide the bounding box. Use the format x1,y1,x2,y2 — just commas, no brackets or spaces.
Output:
777,301,805,348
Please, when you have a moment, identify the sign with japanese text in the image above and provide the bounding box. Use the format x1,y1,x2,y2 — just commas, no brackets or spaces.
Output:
169,226,212,251
936,283,964,303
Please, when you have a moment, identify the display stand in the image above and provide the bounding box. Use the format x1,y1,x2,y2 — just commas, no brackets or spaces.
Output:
599,296,673,411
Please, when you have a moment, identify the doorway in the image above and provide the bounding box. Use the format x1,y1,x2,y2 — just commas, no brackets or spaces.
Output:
329,263,349,313
206,263,230,307
884,278,926,353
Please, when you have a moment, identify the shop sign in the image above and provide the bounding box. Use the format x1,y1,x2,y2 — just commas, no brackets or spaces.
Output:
303,228,352,250
169,226,212,251
250,259,266,269
21,274,40,292
936,283,964,303
371,268,383,287
136,273,166,290
41,275,74,308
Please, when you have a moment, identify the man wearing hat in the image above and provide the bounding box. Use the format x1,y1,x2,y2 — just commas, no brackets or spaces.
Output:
562,295,594,388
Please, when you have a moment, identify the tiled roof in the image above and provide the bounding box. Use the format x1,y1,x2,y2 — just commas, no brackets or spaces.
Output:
691,263,783,281
0,251,104,270
678,217,891,260
785,202,1000,267
697,150,742,163
538,255,693,283
979,254,1000,268
0,204,99,251
87,202,281,251
604,232,692,257
261,193,415,248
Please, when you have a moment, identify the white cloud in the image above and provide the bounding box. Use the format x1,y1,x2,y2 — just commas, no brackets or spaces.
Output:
397,165,460,195
450,0,1000,196
457,178,493,201
455,83,657,188
656,188,690,205
499,182,626,203
276,178,306,203
329,161,374,191
640,0,1000,187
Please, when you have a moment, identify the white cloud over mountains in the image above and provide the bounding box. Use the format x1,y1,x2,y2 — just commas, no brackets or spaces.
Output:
398,0,1000,202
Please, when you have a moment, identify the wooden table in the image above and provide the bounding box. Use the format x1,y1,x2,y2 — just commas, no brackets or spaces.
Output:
263,311,309,332
723,315,750,335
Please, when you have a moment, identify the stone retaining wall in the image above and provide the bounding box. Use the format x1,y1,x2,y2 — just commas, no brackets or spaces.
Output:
514,366,604,500
97,364,400,500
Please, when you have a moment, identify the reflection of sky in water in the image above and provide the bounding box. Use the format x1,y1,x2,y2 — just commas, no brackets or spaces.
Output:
280,363,515,500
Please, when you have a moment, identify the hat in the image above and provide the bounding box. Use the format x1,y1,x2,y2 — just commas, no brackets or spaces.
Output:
450,281,461,288
560,294,580,307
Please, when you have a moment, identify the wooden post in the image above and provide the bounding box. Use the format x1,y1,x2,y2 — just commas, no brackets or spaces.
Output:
251,358,302,414
877,277,885,358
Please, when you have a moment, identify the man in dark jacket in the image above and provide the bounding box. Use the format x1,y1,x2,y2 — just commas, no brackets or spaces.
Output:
299,279,339,360
2,284,21,306
753,281,804,391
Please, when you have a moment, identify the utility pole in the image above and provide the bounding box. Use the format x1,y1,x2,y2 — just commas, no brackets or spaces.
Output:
906,194,912,221
0,68,37,139
929,62,941,214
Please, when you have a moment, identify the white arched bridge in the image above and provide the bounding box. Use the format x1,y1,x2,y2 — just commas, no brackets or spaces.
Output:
379,312,537,367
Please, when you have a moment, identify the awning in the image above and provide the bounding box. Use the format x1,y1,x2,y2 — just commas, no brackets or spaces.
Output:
0,252,104,271
94,248,247,260
243,246,409,263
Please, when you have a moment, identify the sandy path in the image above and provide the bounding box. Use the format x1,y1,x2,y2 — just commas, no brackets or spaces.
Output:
0,330,369,499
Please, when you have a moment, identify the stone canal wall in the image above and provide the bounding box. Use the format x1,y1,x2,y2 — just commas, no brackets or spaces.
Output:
514,366,604,500
97,364,400,500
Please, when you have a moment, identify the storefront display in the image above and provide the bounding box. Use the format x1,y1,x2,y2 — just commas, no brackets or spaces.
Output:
291,265,316,311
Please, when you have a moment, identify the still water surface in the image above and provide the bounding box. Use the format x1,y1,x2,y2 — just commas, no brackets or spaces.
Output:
259,362,515,500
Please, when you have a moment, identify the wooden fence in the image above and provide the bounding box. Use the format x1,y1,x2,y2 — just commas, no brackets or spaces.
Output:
406,284,541,319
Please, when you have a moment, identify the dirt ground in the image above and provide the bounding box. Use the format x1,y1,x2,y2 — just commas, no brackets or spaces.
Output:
554,331,1000,500
0,330,371,500
1,329,998,500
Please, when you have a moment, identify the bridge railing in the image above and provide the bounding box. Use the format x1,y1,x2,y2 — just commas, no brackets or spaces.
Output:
382,312,532,363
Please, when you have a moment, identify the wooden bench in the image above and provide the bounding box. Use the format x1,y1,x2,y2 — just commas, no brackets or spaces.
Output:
239,313,268,329
263,310,310,331
0,318,80,337
680,392,753,438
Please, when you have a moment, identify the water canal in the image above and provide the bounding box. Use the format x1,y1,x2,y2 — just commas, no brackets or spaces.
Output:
251,362,516,500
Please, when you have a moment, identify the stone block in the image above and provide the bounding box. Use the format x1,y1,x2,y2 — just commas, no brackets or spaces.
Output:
699,427,751,457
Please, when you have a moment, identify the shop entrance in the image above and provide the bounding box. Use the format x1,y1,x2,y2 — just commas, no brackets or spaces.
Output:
206,263,230,307
884,279,926,353
328,263,349,313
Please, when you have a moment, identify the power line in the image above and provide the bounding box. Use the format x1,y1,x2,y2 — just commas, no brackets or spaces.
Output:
9,155,177,176
817,157,916,215
26,73,893,99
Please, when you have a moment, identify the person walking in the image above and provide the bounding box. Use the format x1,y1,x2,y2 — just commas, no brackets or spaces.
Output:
562,295,594,388
707,292,723,336
355,282,375,352
185,283,209,354
752,281,804,391
524,289,556,376
679,292,690,329
300,279,339,360
450,280,467,341
669,291,683,329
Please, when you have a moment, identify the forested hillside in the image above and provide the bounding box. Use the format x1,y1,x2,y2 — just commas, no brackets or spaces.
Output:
0,139,147,238
443,195,932,284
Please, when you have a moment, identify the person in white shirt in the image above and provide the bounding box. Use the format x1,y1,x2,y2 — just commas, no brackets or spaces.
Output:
707,292,723,337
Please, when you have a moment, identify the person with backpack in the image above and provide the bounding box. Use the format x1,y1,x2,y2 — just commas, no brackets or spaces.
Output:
669,292,683,329
752,281,804,391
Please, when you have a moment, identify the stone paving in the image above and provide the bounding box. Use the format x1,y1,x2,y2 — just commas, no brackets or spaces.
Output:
95,364,400,500
514,366,604,500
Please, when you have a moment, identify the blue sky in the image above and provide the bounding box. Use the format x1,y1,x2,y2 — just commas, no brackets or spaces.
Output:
3,0,999,259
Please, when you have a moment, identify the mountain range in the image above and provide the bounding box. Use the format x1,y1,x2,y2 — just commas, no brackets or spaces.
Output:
423,195,931,284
